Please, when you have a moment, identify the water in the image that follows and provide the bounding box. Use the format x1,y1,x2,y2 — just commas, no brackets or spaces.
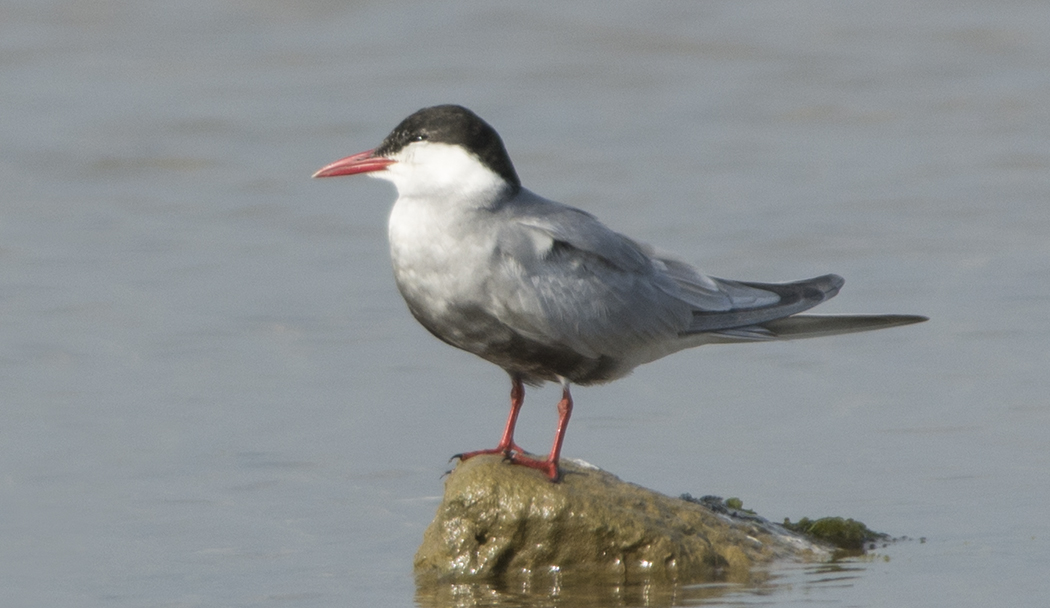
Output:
2,0,1048,606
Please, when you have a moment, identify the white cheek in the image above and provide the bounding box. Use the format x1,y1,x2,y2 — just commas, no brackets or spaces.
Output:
385,142,505,201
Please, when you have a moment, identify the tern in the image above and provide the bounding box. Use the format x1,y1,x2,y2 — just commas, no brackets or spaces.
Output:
313,104,926,481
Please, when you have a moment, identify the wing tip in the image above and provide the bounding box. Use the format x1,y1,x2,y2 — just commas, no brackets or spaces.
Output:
760,313,929,339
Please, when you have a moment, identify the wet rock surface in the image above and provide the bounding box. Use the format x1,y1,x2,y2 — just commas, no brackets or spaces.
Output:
415,455,833,589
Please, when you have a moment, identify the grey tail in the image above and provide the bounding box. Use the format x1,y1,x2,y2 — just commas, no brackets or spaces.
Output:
682,273,927,343
685,274,845,334
750,313,927,340
701,314,928,343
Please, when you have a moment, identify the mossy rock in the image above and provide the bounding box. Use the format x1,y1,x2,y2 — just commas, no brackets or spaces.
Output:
415,455,832,590
782,516,889,554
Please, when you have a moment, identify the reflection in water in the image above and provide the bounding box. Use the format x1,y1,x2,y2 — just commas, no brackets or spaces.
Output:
414,560,873,607
415,578,740,608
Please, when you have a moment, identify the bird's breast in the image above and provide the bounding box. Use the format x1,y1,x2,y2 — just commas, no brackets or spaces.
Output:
387,198,497,331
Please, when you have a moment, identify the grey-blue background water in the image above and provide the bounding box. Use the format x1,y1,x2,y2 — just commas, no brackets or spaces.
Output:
3,1,1048,606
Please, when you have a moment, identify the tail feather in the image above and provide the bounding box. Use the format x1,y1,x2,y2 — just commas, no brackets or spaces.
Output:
708,314,928,343
686,274,844,333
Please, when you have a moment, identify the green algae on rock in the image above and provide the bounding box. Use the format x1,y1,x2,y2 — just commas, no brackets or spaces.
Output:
415,455,833,589
782,516,890,555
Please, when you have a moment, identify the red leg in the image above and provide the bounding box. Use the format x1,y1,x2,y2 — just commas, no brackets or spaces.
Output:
455,376,526,460
505,383,572,482
547,385,573,471
496,377,527,454
456,378,573,483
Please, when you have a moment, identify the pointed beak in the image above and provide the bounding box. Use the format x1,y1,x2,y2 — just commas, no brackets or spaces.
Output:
312,149,395,178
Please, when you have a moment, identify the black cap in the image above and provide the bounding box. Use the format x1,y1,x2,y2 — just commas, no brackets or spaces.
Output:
374,105,521,190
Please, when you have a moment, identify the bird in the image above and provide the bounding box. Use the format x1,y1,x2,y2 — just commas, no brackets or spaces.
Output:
313,104,927,481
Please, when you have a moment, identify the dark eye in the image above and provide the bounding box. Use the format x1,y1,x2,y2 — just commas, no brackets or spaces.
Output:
412,133,429,142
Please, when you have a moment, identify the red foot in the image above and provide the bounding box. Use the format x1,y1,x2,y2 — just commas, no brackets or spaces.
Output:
454,447,560,481
506,452,561,482
453,442,525,461
452,376,571,482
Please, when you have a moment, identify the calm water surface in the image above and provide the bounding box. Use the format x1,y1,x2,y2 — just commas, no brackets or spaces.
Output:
3,1,1049,606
